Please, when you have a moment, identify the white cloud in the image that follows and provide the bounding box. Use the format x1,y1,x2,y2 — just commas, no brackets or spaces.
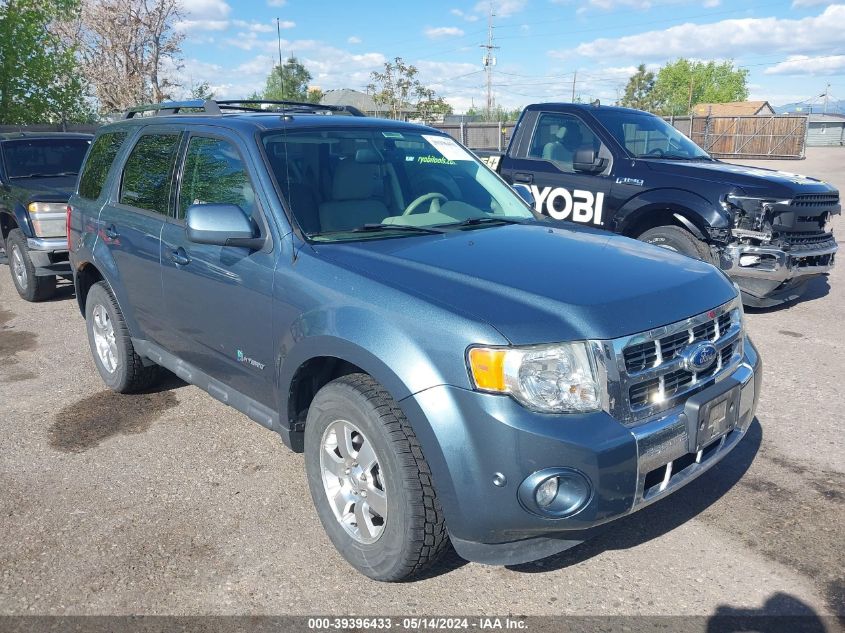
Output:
473,0,527,17
177,0,231,32
764,54,845,76
703,0,720,6
791,0,835,6
451,7,481,21
232,20,278,33
556,4,845,60
347,36,362,44
424,26,466,38
267,0,286,5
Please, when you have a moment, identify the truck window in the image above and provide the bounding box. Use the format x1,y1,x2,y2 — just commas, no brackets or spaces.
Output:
119,133,181,214
1,138,91,179
178,136,256,220
527,113,598,172
591,109,709,160
78,131,127,200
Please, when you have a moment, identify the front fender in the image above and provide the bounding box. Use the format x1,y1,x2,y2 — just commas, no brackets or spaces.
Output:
614,188,730,236
10,203,34,238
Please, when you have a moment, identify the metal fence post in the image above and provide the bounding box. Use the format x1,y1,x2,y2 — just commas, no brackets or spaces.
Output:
460,121,465,146
497,122,502,151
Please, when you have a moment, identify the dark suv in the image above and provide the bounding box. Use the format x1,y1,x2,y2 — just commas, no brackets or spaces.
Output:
0,132,92,301
68,100,761,581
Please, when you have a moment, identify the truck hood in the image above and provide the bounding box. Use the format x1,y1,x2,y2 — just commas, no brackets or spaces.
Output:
643,158,838,198
313,223,737,344
10,175,77,202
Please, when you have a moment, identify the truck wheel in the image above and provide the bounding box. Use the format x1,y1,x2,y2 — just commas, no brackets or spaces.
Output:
638,225,712,262
85,281,161,393
6,229,56,302
304,373,448,581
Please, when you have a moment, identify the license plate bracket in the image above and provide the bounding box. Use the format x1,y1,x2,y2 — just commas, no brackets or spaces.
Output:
683,379,741,453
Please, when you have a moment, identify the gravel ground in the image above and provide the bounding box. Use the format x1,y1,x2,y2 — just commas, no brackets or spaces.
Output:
0,149,843,622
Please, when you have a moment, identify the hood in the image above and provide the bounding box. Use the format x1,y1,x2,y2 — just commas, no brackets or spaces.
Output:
10,175,77,202
643,159,838,198
312,223,737,344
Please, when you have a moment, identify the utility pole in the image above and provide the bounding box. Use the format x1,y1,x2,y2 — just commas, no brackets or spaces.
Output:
480,1,499,121
571,70,577,102
687,75,694,115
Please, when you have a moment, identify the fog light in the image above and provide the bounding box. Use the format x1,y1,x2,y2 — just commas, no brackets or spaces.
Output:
518,468,592,518
739,255,761,267
535,477,558,507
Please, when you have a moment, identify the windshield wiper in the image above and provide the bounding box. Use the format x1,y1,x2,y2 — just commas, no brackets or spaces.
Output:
440,216,526,228
10,171,78,179
311,223,445,237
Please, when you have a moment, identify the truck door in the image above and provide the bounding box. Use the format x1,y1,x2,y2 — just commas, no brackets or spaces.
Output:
502,111,614,229
159,130,276,407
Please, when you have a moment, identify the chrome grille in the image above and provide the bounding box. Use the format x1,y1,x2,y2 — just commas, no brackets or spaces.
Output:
603,300,744,426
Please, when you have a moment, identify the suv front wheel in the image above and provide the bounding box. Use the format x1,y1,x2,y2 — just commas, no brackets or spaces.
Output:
6,229,56,302
304,373,448,581
85,281,161,393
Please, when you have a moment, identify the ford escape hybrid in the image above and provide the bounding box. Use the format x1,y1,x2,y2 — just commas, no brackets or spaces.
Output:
68,100,762,581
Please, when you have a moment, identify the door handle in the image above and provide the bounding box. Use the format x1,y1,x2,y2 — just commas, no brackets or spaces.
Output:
104,225,120,239
513,172,534,184
169,248,191,266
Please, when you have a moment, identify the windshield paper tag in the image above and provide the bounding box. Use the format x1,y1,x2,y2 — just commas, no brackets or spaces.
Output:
422,134,473,161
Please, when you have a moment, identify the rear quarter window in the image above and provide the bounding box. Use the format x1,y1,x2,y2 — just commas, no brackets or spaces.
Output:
78,131,128,200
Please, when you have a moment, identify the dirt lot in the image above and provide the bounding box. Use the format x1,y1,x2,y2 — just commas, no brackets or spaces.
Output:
0,149,843,622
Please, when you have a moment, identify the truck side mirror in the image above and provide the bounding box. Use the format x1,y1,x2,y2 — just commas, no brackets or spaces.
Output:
573,147,607,174
186,203,264,250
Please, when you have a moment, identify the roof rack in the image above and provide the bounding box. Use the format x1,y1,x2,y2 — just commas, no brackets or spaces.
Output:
122,99,366,119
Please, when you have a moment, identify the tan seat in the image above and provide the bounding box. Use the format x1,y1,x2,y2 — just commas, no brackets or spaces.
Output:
318,160,389,232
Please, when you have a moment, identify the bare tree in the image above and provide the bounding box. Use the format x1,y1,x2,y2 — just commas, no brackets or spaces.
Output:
61,0,184,114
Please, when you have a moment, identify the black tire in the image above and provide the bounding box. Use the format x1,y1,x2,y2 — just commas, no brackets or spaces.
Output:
6,229,56,302
304,373,448,581
85,281,161,393
638,225,713,262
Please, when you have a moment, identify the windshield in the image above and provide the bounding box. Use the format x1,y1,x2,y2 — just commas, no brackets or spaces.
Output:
261,127,534,242
2,138,91,179
592,110,710,160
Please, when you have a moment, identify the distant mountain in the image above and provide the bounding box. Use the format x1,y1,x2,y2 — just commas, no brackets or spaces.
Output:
774,99,845,115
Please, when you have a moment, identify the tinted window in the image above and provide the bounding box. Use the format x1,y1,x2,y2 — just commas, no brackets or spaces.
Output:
78,131,127,200
528,113,599,171
591,110,709,159
178,136,256,220
119,133,181,213
2,138,91,179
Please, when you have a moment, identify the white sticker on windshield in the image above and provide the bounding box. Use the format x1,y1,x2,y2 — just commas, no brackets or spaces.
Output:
422,134,474,161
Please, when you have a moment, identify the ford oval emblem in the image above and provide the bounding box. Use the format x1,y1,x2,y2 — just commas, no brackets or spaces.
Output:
681,342,718,372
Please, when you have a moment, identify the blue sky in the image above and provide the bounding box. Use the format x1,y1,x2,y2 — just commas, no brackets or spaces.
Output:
175,0,845,113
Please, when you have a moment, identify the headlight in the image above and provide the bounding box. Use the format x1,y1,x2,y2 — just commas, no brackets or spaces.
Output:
467,342,601,413
27,202,68,238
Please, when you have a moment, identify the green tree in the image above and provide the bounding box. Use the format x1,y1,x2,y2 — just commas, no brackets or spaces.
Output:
0,0,90,124
189,81,214,100
653,59,749,116
259,57,321,103
368,57,452,122
466,105,522,122
620,64,658,112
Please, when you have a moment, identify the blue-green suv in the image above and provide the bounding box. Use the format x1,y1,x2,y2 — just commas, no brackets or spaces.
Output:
68,100,761,581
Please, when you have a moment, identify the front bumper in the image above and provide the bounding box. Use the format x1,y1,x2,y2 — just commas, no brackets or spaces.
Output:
24,236,71,276
400,339,761,565
722,240,837,305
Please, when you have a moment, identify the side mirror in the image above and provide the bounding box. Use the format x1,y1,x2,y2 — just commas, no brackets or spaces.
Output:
186,203,264,250
573,147,608,174
512,183,535,207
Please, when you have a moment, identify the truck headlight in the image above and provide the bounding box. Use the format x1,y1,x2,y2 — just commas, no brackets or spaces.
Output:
467,342,601,413
27,202,68,238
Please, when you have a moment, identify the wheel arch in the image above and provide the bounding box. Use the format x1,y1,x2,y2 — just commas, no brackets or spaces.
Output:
615,189,728,240
73,260,105,316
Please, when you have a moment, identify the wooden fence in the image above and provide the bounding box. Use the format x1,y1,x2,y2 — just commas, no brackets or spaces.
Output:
665,115,808,159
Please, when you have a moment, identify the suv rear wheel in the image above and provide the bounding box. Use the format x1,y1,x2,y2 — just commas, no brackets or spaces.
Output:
7,229,56,302
85,281,161,393
639,225,713,262
304,373,448,581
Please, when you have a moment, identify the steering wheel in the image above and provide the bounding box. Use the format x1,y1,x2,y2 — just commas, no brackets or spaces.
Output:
403,192,447,216
645,147,665,158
